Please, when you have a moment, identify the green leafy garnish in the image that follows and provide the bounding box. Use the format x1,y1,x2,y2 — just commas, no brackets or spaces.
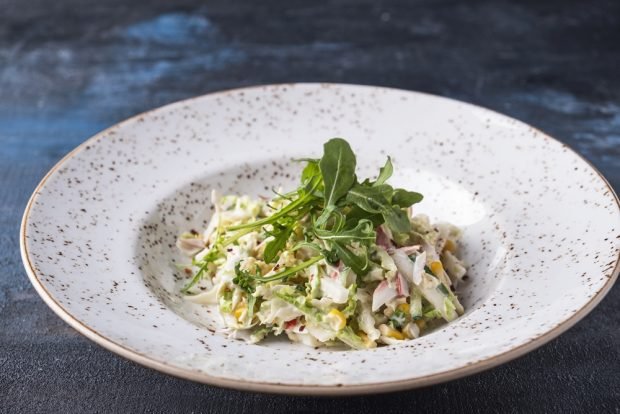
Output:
346,184,393,214
263,219,295,263
251,255,323,283
319,138,357,212
181,246,221,294
346,184,414,234
233,263,256,293
389,307,408,329
382,205,411,233
313,219,375,243
392,188,424,208
374,157,393,186
183,137,423,294
331,241,370,275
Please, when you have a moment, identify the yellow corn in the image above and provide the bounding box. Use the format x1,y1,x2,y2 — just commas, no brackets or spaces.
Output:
415,319,426,330
327,309,346,331
430,261,444,275
443,239,456,252
397,303,410,313
233,305,247,320
358,332,377,348
384,325,405,340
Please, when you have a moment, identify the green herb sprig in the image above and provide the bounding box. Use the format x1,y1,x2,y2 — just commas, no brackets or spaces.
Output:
184,138,423,293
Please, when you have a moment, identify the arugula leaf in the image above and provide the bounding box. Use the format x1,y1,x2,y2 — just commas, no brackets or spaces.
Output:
319,138,357,208
220,226,257,246
346,183,410,233
181,244,221,293
226,179,320,231
314,219,376,244
193,137,427,301
293,157,320,163
293,241,347,266
263,221,294,263
374,184,395,203
331,241,370,275
301,160,321,185
313,207,346,234
374,157,393,186
392,188,424,208
300,160,324,197
381,205,411,233
346,183,413,234
344,205,383,229
346,184,392,214
252,255,323,283
321,247,340,264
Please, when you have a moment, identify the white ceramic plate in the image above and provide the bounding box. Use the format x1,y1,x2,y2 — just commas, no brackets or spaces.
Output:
21,84,619,395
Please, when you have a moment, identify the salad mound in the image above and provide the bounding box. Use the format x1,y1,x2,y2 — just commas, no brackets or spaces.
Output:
176,138,468,349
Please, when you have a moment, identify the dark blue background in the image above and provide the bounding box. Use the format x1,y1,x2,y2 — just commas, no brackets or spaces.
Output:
1,1,618,412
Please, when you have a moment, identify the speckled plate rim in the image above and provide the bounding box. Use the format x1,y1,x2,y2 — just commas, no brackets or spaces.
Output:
20,83,620,396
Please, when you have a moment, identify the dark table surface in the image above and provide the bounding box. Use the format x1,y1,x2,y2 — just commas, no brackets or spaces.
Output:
1,0,619,412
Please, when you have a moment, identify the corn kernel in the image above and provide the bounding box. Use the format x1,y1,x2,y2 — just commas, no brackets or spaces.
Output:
415,319,426,330
380,324,405,340
327,309,346,331
430,261,444,275
358,332,377,348
443,239,456,252
397,303,410,314
233,305,247,320
386,327,405,340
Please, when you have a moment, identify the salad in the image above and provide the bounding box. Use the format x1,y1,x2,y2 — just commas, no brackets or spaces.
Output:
176,138,468,349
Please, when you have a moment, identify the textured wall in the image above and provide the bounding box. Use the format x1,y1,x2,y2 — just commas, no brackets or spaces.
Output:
1,0,618,412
